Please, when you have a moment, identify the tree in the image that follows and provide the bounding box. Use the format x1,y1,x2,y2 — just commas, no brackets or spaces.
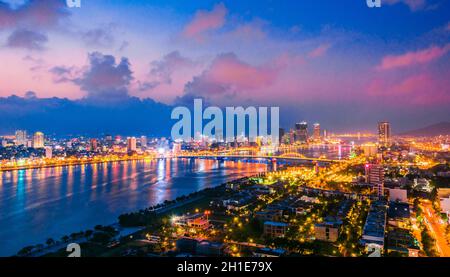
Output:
46,238,55,247
85,230,93,238
17,246,34,256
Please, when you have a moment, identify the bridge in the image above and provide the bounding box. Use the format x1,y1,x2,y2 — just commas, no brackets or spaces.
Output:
176,150,345,163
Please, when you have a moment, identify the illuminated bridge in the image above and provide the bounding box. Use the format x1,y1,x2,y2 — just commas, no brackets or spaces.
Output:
176,149,345,163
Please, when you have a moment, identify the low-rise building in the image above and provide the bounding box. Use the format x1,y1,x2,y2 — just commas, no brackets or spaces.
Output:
253,248,286,257
314,219,342,242
387,202,410,228
361,200,387,250
386,228,420,257
388,188,408,203
255,209,283,222
263,221,289,238
438,189,450,216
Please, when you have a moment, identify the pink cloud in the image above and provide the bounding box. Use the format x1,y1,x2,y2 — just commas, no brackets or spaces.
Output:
0,0,69,29
308,44,331,58
367,73,450,105
377,44,450,70
182,3,227,41
181,53,278,103
384,0,427,11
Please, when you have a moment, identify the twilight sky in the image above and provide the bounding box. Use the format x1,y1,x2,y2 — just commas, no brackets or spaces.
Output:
0,0,449,134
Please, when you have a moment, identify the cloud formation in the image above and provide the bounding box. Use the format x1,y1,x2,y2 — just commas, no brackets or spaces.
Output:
149,51,194,85
385,0,427,11
377,44,450,70
182,3,227,41
179,53,277,104
50,52,134,103
76,52,133,102
82,27,115,48
308,44,331,58
0,0,69,29
6,29,48,50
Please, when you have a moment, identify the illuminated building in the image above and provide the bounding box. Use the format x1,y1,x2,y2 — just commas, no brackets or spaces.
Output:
378,121,391,147
365,164,385,197
90,139,98,152
361,143,378,157
127,137,137,152
105,135,113,145
45,147,53,158
15,130,27,146
313,123,321,140
314,220,341,242
263,221,288,238
33,132,45,149
140,136,147,148
295,122,308,143
172,143,182,154
365,164,384,184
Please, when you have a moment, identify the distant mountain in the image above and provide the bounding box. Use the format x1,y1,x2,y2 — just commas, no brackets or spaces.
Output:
400,122,450,137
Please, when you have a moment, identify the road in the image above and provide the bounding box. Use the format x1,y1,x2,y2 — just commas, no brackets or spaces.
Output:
422,203,450,257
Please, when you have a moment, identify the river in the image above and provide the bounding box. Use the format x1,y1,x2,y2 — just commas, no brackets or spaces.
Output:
0,158,267,256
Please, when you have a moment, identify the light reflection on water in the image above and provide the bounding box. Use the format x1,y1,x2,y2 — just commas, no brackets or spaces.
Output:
0,158,266,256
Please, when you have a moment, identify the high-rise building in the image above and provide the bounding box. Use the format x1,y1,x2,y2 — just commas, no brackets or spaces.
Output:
365,164,384,185
313,123,321,141
378,121,391,147
365,164,385,197
90,139,98,152
33,132,45,149
127,137,137,152
45,147,53,159
15,130,27,146
295,122,308,143
140,136,147,148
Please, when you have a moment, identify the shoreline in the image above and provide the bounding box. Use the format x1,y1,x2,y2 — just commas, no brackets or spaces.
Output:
13,170,261,257
0,155,158,173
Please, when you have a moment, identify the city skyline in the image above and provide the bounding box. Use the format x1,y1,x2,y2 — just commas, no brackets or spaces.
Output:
0,0,449,134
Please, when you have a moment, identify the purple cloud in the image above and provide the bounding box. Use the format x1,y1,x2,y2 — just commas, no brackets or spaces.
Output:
6,29,48,50
0,0,70,29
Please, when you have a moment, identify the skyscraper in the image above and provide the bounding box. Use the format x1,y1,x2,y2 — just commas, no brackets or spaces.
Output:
313,123,321,141
295,122,308,143
33,132,45,149
140,136,147,148
127,137,137,152
15,130,27,146
378,121,391,147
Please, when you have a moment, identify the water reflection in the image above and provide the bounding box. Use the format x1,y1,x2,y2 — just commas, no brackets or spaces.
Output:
0,158,266,256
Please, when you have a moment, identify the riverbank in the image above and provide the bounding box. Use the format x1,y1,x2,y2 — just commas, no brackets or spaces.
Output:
0,155,157,172
15,173,258,257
